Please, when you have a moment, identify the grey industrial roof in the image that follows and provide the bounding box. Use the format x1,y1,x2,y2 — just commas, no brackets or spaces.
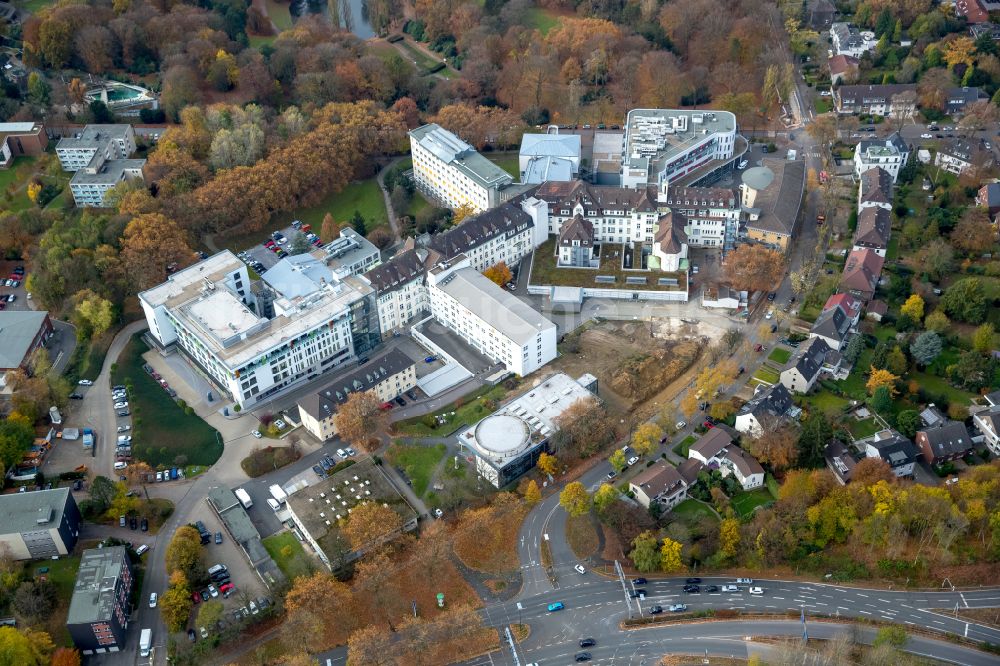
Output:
522,156,574,184
520,133,581,158
321,228,380,273
436,267,556,346
0,486,71,535
741,167,775,191
207,487,275,569
409,124,513,190
262,254,333,300
70,158,145,185
298,348,415,420
67,546,129,625
56,124,131,151
744,159,806,235
0,310,48,369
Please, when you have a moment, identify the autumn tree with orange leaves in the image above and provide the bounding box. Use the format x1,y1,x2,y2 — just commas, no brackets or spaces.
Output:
333,390,388,451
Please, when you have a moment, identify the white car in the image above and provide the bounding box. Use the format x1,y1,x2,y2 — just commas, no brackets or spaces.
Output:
249,600,259,614
117,425,130,433
336,448,347,459
736,577,753,584
675,421,686,430
251,430,262,439
920,133,932,139
274,419,286,429
749,586,764,595
118,436,132,443
574,564,586,574
208,584,219,598
114,401,128,409
434,508,444,518
345,447,356,456
155,472,163,482
720,584,739,592
627,456,639,466
114,461,128,470
267,498,281,511
78,379,93,386
765,310,773,320
819,90,832,97
149,592,157,608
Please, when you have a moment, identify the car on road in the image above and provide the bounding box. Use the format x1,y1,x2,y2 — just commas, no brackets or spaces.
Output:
629,589,646,598
669,604,688,612
675,421,686,430
69,393,83,399
648,605,663,614
765,310,773,320
683,584,700,593
117,425,130,433
187,628,196,642
705,585,719,593
579,638,596,648
627,456,639,466
574,653,592,662
606,469,617,480
920,133,932,139
149,592,157,608
547,602,564,612
749,586,764,595
78,379,93,386
633,577,647,585
736,577,753,584
767,292,776,301
251,430,262,439
574,564,586,574
141,518,148,532
215,532,223,544
721,584,739,592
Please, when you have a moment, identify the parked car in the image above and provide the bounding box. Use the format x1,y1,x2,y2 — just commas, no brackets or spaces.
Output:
251,430,262,439
117,410,130,417
345,447,356,456
69,393,83,400
336,448,347,459
141,518,148,532
149,592,158,608
675,421,686,430
78,379,93,386
547,602,564,612
721,584,739,592
114,401,128,409
117,425,130,433
249,600,259,614
574,564,586,574
648,605,663,614
736,577,753,584
627,456,639,466
208,585,219,598
187,629,196,642
574,653,592,662
669,604,688,612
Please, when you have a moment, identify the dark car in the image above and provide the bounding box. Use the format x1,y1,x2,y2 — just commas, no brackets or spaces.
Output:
737,366,745,375
406,390,418,401
117,410,130,417
767,292,776,301
630,589,647,598
683,584,700,593
579,638,596,648
574,653,592,663
312,464,325,477
649,605,664,614
201,590,210,602
192,591,201,604
141,518,148,532
633,577,647,585
394,396,406,407
686,577,702,584
215,532,223,544
130,516,138,530
770,324,778,333
187,629,196,642
705,585,719,593
69,393,83,400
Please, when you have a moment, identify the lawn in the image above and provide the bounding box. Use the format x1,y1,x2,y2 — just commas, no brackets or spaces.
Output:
800,389,851,413
111,334,223,468
523,7,562,34
753,367,780,385
486,153,520,178
767,347,792,365
393,384,508,436
264,0,292,31
848,417,882,439
731,487,775,519
385,442,446,497
272,177,388,233
25,555,81,646
565,513,599,559
913,371,976,405
263,531,315,580
671,499,719,524
15,0,56,13
249,34,277,49
672,434,697,458
815,97,833,114
396,39,447,74
529,237,687,293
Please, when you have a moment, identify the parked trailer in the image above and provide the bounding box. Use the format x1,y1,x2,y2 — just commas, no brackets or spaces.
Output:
268,484,287,504
234,487,253,509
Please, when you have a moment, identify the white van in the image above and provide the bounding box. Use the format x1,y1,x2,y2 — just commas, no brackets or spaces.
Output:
113,461,127,470
135,544,149,556
720,584,739,592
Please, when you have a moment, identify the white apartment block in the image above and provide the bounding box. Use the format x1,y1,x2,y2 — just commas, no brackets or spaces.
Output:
622,109,737,188
854,133,910,182
365,248,434,336
69,158,145,207
427,257,557,377
659,185,740,248
409,123,514,213
321,228,381,279
140,251,378,409
56,125,145,207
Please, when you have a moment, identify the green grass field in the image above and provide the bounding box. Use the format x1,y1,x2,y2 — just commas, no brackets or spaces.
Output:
396,39,448,74
249,34,278,49
393,385,507,436
272,178,388,233
15,0,56,13
800,389,851,413
523,7,562,34
753,367,780,385
385,442,446,497
672,434,697,458
731,487,775,519
111,334,223,468
264,0,293,31
671,499,719,523
848,417,881,439
263,532,315,580
767,347,792,365
487,153,520,178
815,98,833,114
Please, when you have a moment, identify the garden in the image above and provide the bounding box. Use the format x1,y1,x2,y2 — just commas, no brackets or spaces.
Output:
385,442,447,497
263,532,314,580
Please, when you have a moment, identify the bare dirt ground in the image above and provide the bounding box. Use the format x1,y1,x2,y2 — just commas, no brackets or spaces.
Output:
550,319,722,419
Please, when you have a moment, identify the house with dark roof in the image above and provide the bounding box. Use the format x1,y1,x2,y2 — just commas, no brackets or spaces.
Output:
916,420,973,464
830,23,876,58
735,383,794,437
689,428,733,464
969,22,1000,41
976,182,1000,217
629,460,688,511
835,84,917,116
853,207,891,256
823,293,862,327
840,248,884,301
947,86,989,114
934,137,993,176
854,133,911,182
686,428,764,490
677,458,704,485
810,303,852,351
857,167,893,213
558,215,597,268
651,211,689,272
972,403,1000,456
825,439,860,484
662,185,740,249
780,337,832,393
427,200,537,269
533,180,660,246
828,54,859,85
740,158,806,252
866,299,888,321
363,247,438,334
858,429,918,477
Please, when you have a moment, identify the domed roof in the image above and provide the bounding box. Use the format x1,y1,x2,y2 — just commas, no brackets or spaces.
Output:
742,166,775,191
473,413,531,457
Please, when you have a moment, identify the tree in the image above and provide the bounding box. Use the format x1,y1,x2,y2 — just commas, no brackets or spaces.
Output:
868,385,893,413
333,391,388,451
482,261,513,287
88,476,117,513
798,412,833,468
944,36,976,69
874,625,907,647
67,78,87,105
629,531,661,572
973,323,995,354
952,207,996,254
921,238,954,280
708,401,736,422
843,334,865,365
342,501,403,551
160,582,193,632
608,449,627,473
866,367,900,396
0,626,53,665
746,425,798,471
537,452,559,476
896,410,921,438
0,418,33,473
941,278,988,323
886,346,908,375
351,210,366,235
924,310,950,335
900,294,924,322
552,398,615,457
197,599,224,629
951,350,996,391
165,526,203,581
285,572,358,652
452,203,476,224
71,289,115,339
593,484,618,514
918,67,952,111
12,581,55,621
852,457,895,486
718,518,740,559
50,647,81,666
679,391,700,419
694,359,739,399
524,479,541,505
27,72,50,106
120,214,196,292
911,331,942,366
660,537,684,573
723,244,786,293
559,481,591,517
631,423,662,456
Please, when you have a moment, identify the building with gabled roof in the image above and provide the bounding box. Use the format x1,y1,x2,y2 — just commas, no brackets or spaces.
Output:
976,182,1000,217
853,207,891,256
689,428,733,464
780,337,832,394
836,84,917,117
825,439,860,484
629,460,689,510
830,23,877,58
840,248,884,301
661,185,740,249
740,158,806,252
823,293,862,326
916,420,973,464
735,383,794,437
857,167,893,212
533,180,660,245
857,429,917,477
854,133,910,182
810,304,852,351
557,215,596,268
828,54,859,85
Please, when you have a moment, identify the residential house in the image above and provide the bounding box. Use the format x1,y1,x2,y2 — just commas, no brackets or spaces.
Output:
677,458,705,486
661,185,741,249
688,428,733,465
976,182,1000,217
853,207,891,256
947,86,989,115
686,429,764,490
824,439,861,484
702,285,743,309
853,133,910,182
740,158,806,252
835,85,917,117
972,402,1000,456
629,460,688,511
828,54,859,85
780,337,832,394
830,23,877,58
823,293,862,327
858,429,918,477
866,299,888,321
810,303,852,351
735,383,794,437
934,138,993,176
915,420,973,465
557,215,597,268
857,167,893,213
533,180,660,244
840,248,884,302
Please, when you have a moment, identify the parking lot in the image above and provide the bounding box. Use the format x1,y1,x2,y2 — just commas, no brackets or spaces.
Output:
236,221,323,274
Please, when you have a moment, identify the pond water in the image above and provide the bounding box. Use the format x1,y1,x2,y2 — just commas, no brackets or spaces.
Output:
289,0,378,40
